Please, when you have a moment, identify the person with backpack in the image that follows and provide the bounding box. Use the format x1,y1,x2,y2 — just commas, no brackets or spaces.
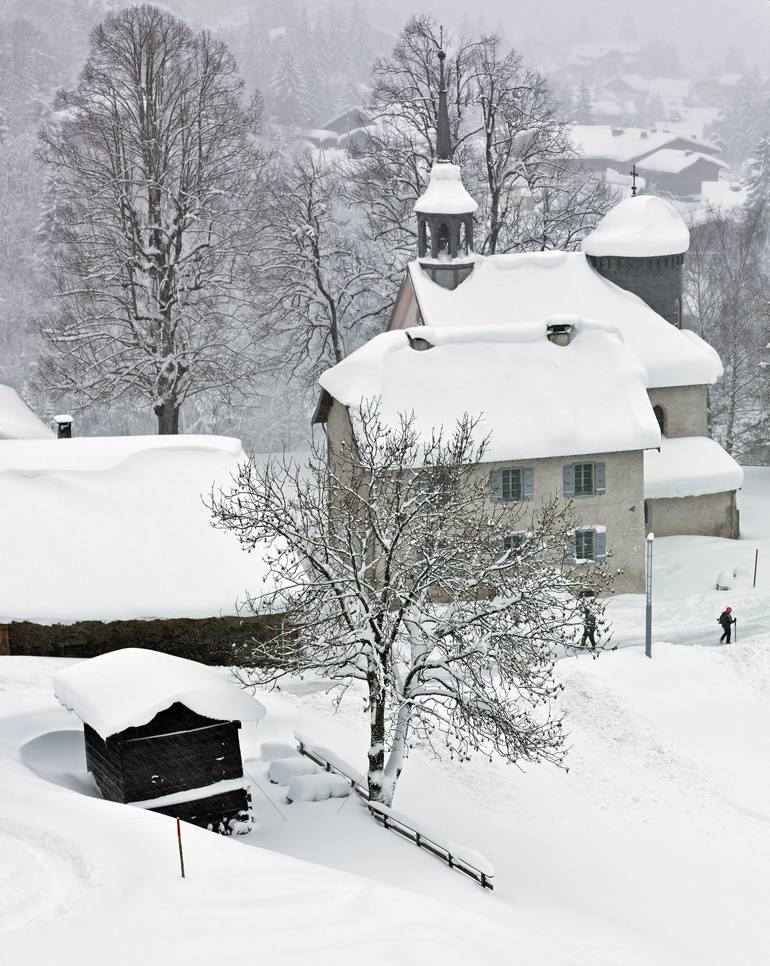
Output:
718,607,736,643
581,607,598,647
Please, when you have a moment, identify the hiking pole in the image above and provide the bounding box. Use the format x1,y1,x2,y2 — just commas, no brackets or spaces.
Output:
176,817,186,878
734,619,738,644
753,549,759,588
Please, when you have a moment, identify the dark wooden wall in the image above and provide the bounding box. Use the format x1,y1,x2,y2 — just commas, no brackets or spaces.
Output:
151,786,251,832
84,703,245,806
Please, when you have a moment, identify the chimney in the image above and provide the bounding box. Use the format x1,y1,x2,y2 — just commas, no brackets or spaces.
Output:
53,414,73,439
546,322,574,347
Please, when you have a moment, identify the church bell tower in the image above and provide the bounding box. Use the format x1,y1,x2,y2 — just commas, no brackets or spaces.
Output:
414,47,477,290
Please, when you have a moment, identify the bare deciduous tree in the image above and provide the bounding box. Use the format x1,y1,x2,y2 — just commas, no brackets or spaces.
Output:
210,404,610,805
257,151,388,380
38,3,266,433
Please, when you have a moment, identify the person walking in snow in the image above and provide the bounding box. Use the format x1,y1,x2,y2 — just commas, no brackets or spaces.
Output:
581,607,598,647
718,606,736,644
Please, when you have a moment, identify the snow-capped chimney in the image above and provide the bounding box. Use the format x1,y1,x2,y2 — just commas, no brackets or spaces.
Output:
54,414,73,439
546,322,574,347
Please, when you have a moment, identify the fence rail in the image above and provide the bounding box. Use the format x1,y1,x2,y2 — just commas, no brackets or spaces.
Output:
295,737,494,891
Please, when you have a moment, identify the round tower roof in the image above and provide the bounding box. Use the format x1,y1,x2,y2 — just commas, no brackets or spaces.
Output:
415,162,478,216
582,195,690,258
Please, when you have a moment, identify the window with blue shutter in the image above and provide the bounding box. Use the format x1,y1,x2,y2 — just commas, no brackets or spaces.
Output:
568,528,608,564
563,463,575,497
489,469,503,502
595,462,606,495
491,468,534,502
575,529,595,561
574,462,594,496
565,531,577,565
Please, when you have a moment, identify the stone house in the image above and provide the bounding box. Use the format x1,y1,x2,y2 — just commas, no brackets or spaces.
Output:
314,56,743,595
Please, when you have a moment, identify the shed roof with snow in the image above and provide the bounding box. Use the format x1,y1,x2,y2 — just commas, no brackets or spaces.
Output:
0,434,273,624
644,437,744,500
54,647,266,740
636,150,729,175
319,320,661,462
405,252,722,389
582,195,690,257
0,385,54,440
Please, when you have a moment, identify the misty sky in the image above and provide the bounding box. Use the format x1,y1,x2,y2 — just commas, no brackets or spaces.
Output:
180,0,770,73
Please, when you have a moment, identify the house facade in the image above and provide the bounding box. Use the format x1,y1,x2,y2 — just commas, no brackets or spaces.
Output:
315,56,742,596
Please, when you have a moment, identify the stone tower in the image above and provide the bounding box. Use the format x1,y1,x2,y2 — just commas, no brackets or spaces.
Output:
582,195,690,327
414,48,477,290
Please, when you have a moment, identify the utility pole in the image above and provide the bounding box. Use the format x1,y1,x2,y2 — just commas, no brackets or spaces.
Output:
645,533,654,658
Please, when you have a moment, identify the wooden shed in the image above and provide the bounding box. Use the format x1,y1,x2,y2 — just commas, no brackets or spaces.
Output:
54,649,265,833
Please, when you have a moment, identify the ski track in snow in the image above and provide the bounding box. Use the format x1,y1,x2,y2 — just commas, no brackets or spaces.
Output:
0,819,97,931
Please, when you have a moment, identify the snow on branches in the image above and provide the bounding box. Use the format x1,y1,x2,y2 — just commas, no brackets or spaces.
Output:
210,403,611,804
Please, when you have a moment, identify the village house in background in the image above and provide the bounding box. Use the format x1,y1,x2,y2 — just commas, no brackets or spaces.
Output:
315,51,743,594
54,649,265,831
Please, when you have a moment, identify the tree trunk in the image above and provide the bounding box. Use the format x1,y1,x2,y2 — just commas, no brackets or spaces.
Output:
155,401,180,435
367,675,386,803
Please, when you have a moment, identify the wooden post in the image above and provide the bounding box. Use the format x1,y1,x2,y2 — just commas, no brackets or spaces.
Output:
753,548,759,588
0,624,10,656
176,817,185,878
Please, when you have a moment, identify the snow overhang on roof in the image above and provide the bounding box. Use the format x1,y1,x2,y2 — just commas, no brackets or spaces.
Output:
582,195,690,257
54,648,266,739
414,163,478,215
319,319,661,463
636,150,729,175
406,251,721,389
0,385,54,440
644,437,744,500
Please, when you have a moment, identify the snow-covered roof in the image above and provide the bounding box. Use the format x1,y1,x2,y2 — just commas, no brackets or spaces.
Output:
582,195,690,257
637,150,728,175
700,180,747,212
0,435,274,624
406,252,721,389
414,163,478,215
0,385,54,440
319,320,661,462
54,648,266,739
569,125,718,164
644,436,744,500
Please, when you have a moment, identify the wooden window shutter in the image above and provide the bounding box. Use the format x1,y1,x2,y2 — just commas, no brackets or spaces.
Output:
595,462,606,495
489,469,503,502
563,463,575,497
565,531,577,565
595,530,607,561
523,468,534,501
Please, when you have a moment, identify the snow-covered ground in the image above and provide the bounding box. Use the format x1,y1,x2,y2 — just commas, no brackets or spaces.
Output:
3,470,770,964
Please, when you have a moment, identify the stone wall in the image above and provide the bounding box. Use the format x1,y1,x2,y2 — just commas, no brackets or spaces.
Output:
587,253,683,325
482,450,646,594
647,490,739,539
4,614,286,666
647,385,708,438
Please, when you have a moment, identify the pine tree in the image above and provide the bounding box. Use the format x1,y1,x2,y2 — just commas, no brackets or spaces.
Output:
745,134,770,211
573,79,593,124
269,38,308,127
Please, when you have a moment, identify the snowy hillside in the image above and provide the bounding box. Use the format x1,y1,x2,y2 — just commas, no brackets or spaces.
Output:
3,470,770,965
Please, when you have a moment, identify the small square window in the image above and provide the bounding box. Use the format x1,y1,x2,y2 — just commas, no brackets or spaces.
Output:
503,532,525,551
575,529,595,561
574,462,594,496
501,468,522,501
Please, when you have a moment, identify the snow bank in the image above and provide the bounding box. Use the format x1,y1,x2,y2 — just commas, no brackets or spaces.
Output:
54,648,265,739
582,194,690,256
320,319,661,462
268,756,318,785
286,773,351,803
0,384,54,440
644,436,743,499
407,251,721,388
0,434,275,623
414,162,477,215
260,741,300,762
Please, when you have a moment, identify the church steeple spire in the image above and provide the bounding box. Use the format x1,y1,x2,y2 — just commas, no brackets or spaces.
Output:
436,46,451,162
412,39,478,290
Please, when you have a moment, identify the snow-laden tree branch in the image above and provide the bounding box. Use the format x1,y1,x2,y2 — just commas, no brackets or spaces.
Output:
209,403,612,805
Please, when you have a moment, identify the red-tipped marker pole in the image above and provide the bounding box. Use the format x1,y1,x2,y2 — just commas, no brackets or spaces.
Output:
176,817,186,878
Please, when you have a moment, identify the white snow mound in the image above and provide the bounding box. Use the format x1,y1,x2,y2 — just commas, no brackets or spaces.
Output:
286,773,351,803
268,757,318,785
0,384,54,440
582,194,690,257
644,436,744,499
414,162,478,215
